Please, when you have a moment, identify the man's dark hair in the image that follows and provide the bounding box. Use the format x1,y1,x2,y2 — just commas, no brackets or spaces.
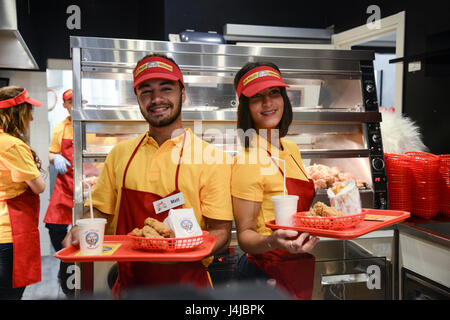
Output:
234,61,293,147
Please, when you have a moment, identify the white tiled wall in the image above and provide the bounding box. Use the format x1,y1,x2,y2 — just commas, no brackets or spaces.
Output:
0,70,52,256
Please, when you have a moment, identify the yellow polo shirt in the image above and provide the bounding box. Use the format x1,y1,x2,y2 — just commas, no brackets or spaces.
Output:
231,135,308,235
0,129,41,243
86,128,234,236
49,117,72,154
49,118,117,181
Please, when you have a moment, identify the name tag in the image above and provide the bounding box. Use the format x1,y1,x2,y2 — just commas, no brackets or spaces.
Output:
153,192,185,214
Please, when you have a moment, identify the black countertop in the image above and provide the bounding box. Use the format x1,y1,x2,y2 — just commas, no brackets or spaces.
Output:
396,214,450,247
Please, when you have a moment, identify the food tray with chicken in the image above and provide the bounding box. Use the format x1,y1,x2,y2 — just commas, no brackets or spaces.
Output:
54,234,217,263
294,211,366,230
266,209,410,239
127,231,209,251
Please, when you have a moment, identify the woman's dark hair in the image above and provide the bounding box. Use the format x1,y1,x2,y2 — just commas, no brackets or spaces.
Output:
234,62,293,147
0,86,43,172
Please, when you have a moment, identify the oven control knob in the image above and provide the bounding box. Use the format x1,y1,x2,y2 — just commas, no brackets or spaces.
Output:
372,134,381,143
366,83,375,93
372,158,385,171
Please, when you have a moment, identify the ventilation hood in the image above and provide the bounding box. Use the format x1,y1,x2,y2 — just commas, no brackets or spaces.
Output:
0,0,39,70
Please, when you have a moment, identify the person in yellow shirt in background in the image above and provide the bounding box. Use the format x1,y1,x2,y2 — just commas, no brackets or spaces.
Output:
0,86,46,299
231,62,319,300
63,54,233,298
44,89,75,297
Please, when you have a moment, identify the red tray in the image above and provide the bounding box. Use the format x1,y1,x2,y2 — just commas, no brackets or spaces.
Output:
54,234,217,263
266,209,410,240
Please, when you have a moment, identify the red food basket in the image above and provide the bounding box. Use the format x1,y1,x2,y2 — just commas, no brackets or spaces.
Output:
439,154,450,217
385,153,412,212
127,231,208,251
267,209,410,240
405,151,440,219
293,211,366,230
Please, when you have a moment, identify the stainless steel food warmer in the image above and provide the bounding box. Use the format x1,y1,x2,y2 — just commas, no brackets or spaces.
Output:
70,36,392,298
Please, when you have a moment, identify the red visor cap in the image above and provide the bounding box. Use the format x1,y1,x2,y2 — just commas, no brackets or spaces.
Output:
236,66,289,99
133,56,185,91
63,89,73,101
0,89,42,109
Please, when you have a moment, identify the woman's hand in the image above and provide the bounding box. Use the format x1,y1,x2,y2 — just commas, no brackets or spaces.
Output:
269,229,319,254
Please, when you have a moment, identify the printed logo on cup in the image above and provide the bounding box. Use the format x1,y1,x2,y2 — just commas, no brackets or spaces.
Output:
85,232,99,249
180,219,194,233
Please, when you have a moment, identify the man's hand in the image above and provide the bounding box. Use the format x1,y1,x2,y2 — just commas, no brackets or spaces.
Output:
62,225,80,248
53,154,71,175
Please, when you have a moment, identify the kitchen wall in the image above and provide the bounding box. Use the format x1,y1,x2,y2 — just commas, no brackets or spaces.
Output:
16,0,165,71
322,1,450,154
0,70,52,256
374,53,396,109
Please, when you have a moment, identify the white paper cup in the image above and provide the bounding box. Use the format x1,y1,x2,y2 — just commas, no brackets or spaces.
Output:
272,195,299,227
77,218,107,256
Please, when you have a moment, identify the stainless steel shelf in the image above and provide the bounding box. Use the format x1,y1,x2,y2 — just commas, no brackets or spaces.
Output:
72,109,381,123
82,148,370,161
300,149,370,159
72,36,374,61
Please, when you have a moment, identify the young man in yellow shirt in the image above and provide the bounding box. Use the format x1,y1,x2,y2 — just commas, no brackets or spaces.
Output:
63,54,233,297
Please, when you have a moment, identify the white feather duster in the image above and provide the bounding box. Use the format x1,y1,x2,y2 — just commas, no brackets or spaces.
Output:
380,110,429,154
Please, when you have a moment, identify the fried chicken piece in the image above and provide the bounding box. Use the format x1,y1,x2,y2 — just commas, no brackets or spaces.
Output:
142,225,164,239
325,176,336,188
305,210,317,217
311,201,326,216
144,217,171,238
131,228,143,237
314,179,328,189
331,183,345,195
311,201,343,217
321,205,343,217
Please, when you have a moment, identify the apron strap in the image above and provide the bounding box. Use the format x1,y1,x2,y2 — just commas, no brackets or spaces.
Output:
267,149,309,180
289,154,309,179
62,122,68,141
122,135,147,188
174,131,187,190
122,131,187,189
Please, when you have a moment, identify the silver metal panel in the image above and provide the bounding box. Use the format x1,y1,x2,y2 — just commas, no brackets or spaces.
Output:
300,149,370,159
292,112,381,122
0,0,38,69
72,47,84,221
81,48,363,74
223,24,332,42
71,36,373,61
72,109,381,123
0,0,17,29
85,122,148,134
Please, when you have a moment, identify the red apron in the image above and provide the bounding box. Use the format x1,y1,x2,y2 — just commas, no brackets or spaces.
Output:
248,151,316,300
4,189,41,288
44,123,73,225
112,131,210,297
